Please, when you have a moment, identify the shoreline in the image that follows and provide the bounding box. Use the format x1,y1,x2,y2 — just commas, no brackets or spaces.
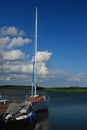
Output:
1,85,87,93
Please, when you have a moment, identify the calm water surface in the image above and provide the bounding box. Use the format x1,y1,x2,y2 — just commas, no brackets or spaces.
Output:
1,90,87,130
49,92,87,130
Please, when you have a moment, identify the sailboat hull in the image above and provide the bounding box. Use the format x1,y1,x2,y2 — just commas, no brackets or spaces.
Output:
32,101,48,112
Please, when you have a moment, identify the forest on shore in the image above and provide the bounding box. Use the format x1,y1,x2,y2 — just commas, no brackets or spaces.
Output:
1,85,87,93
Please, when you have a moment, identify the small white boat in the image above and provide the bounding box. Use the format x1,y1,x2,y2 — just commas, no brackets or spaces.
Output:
0,99,9,105
0,95,9,105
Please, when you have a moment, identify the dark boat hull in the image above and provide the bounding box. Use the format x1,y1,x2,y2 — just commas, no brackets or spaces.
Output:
32,101,48,112
3,116,37,128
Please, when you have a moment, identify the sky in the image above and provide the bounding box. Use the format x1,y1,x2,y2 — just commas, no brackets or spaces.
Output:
0,0,87,87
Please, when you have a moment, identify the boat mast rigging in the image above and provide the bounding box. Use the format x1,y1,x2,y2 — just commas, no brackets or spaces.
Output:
31,6,38,96
34,6,38,96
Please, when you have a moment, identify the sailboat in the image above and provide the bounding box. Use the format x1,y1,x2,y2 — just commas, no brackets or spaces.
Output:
25,6,49,112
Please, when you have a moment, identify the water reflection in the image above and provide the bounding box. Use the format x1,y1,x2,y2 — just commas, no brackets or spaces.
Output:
3,110,49,130
35,110,49,130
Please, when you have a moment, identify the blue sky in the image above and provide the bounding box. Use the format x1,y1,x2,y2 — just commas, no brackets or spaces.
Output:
0,0,87,87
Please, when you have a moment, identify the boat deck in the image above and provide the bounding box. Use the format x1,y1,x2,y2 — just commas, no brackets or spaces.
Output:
26,95,46,102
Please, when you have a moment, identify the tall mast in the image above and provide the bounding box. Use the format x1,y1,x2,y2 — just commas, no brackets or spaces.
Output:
35,6,38,55
34,6,38,96
31,56,34,96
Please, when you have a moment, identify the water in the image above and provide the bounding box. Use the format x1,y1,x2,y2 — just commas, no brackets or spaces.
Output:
49,92,87,130
1,91,87,130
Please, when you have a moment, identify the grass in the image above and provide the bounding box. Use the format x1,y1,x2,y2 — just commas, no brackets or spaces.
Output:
44,87,87,93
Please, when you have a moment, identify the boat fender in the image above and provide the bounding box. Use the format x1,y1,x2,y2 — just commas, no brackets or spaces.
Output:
29,116,33,123
33,112,37,121
29,112,37,123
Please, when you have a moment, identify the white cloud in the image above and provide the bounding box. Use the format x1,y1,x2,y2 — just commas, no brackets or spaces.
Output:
31,51,52,76
1,50,52,75
0,26,31,49
0,51,3,61
2,61,32,74
69,77,81,82
36,63,48,76
35,51,52,63
2,50,25,61
0,36,31,49
0,26,53,87
46,71,87,87
0,50,52,84
1,61,87,87
0,36,11,49
6,77,11,81
8,37,31,48
0,26,25,36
